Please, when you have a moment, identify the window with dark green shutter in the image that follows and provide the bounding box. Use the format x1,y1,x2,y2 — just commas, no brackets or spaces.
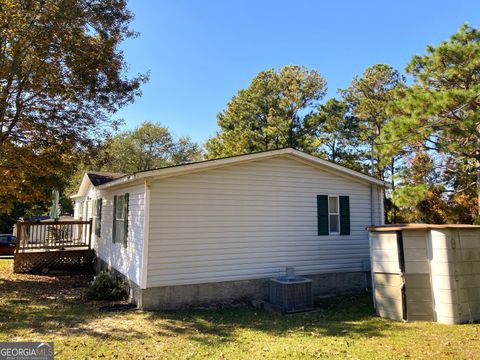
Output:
93,198,102,237
113,193,129,246
122,193,129,248
318,195,350,235
339,196,350,235
112,195,117,243
317,195,329,235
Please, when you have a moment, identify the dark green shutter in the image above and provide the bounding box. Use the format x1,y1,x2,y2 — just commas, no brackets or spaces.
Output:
123,193,129,248
339,196,350,235
96,198,102,236
317,195,329,235
112,195,117,243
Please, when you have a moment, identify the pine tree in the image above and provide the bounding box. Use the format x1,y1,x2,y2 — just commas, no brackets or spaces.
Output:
340,64,406,222
206,65,327,158
381,24,480,218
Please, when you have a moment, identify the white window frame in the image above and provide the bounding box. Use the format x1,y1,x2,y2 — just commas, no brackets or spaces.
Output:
84,200,89,220
77,201,84,220
114,195,126,244
328,195,340,235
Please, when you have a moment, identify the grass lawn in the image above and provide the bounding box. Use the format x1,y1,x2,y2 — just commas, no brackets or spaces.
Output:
0,259,479,359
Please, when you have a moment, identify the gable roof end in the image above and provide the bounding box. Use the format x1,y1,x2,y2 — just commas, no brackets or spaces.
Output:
71,171,126,198
86,172,126,186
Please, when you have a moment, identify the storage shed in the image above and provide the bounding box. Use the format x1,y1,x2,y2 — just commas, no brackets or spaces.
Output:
369,224,480,324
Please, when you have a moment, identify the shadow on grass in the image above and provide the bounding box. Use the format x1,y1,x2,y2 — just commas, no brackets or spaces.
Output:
142,292,395,346
0,273,149,341
1,259,397,345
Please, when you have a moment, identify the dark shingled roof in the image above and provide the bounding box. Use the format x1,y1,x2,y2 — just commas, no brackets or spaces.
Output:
86,172,126,186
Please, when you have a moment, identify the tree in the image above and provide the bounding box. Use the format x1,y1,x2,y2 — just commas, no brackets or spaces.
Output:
303,99,367,172
95,121,203,173
340,64,405,176
206,65,327,158
340,64,406,222
443,157,479,223
393,152,448,223
0,0,147,211
380,24,480,219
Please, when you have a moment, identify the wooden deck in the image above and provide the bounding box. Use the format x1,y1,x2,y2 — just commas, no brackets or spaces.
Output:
14,220,94,274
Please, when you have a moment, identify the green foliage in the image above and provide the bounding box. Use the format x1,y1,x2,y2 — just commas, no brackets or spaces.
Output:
382,24,480,157
341,64,405,141
0,0,147,212
380,24,480,219
85,271,128,301
394,184,429,209
304,99,367,172
392,152,448,223
443,157,479,223
92,121,203,174
206,65,327,158
0,201,49,233
63,121,203,198
340,64,405,176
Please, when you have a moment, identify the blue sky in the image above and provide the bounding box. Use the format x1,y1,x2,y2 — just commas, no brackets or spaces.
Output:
117,0,479,144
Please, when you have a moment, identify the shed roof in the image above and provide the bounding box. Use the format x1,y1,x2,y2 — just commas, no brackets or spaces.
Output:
368,224,480,232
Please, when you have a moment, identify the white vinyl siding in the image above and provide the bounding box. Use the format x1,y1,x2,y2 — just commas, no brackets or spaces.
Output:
87,184,145,286
147,156,383,287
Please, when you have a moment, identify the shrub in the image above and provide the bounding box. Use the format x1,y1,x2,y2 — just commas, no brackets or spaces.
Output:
85,271,129,301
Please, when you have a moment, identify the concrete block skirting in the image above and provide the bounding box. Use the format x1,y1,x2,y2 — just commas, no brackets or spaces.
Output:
94,255,370,310
139,271,370,310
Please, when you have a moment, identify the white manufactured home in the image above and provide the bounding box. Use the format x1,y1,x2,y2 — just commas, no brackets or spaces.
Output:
71,148,387,309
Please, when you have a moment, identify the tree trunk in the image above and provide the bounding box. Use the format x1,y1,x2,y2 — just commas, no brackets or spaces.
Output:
288,121,294,148
370,141,375,176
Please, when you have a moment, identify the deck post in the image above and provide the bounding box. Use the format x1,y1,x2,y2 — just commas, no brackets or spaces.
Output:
88,218,93,250
15,221,22,254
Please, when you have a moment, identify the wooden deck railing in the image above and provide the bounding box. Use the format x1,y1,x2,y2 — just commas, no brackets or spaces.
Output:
15,219,92,252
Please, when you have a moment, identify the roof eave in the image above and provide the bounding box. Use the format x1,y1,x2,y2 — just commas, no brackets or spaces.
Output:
70,194,85,199
284,150,387,187
97,148,388,190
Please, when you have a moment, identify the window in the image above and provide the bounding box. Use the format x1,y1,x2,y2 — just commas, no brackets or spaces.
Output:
77,202,84,220
317,195,350,236
328,196,340,234
93,198,102,237
113,193,129,247
83,200,88,220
